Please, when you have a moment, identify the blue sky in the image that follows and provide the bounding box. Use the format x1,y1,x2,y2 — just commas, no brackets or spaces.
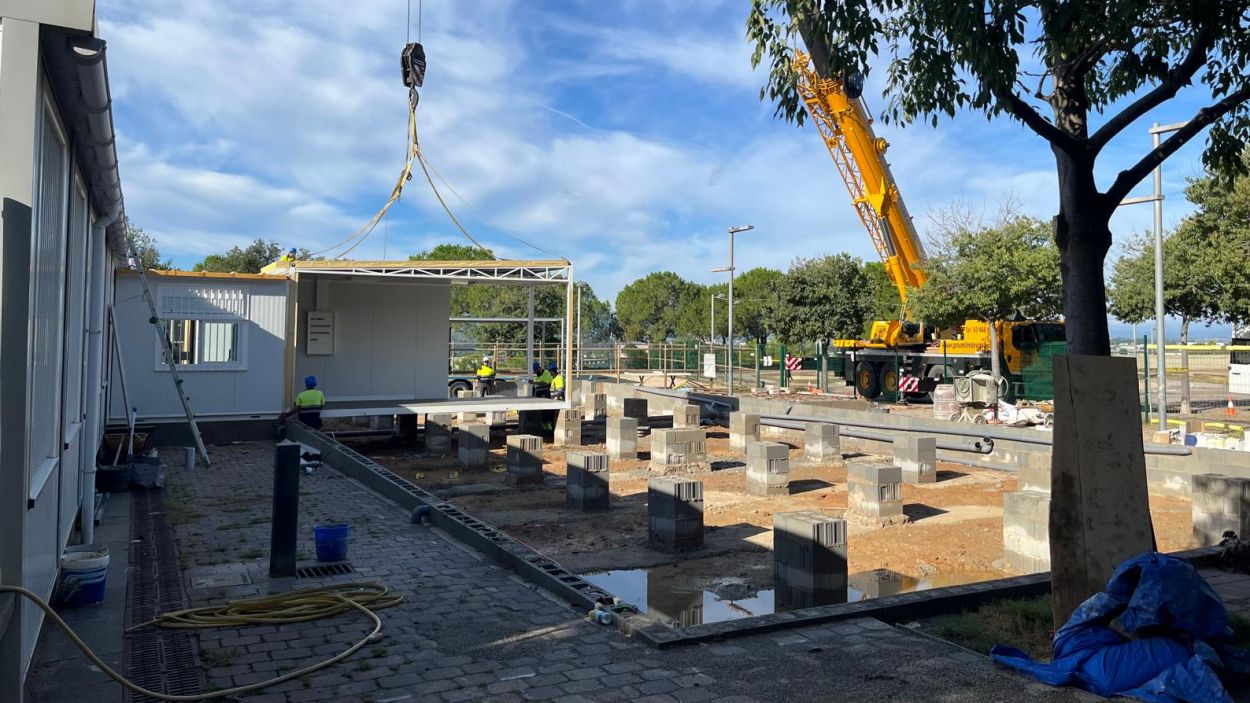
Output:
101,0,1234,339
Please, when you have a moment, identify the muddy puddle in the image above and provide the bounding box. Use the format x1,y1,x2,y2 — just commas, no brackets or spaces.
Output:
584,564,1000,628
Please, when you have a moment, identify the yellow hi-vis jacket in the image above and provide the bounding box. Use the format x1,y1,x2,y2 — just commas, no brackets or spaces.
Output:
295,388,325,409
476,364,496,379
535,370,553,385
551,373,565,392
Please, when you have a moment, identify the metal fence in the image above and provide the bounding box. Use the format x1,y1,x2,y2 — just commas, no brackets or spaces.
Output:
1115,342,1250,417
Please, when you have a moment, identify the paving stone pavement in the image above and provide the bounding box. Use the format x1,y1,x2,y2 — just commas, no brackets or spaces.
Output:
165,442,1099,703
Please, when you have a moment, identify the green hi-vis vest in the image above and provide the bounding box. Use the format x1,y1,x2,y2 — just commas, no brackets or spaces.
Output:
296,388,326,409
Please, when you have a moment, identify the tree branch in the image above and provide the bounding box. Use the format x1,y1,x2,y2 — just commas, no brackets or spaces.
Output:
999,90,1079,150
1105,84,1250,205
1089,25,1216,152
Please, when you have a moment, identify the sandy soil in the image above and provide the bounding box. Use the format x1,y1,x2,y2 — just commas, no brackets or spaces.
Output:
351,422,1195,590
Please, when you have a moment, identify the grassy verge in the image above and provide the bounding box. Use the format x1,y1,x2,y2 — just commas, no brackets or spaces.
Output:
918,595,1055,660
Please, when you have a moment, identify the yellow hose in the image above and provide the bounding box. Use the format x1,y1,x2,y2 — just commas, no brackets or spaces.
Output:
1,582,403,702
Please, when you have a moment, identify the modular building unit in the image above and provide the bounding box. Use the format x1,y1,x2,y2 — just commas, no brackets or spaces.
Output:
109,271,290,421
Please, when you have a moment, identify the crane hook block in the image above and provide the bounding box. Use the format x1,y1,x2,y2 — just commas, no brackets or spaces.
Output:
401,42,426,89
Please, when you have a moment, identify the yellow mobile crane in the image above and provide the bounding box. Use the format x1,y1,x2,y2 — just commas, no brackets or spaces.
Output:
794,52,1065,400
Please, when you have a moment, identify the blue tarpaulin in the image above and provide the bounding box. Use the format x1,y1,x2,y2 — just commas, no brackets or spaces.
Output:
992,553,1250,702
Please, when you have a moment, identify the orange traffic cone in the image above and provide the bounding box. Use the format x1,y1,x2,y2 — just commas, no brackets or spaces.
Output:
1228,396,1237,418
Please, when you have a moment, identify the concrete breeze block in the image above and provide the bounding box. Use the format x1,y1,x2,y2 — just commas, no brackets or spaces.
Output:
847,459,905,526
457,423,490,470
566,451,610,511
505,434,544,485
606,416,638,460
623,397,648,422
894,435,937,484
553,407,583,447
648,477,703,552
804,422,841,463
1003,490,1051,574
774,511,849,610
1019,453,1052,494
729,412,760,453
649,428,709,474
746,441,790,496
424,413,453,453
674,404,701,429
1192,474,1250,547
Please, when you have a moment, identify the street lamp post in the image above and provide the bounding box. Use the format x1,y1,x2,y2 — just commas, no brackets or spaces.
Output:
710,293,726,389
725,225,754,394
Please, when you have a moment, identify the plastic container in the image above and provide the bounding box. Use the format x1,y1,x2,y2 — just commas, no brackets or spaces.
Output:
95,463,132,493
314,524,350,562
130,454,164,489
54,544,109,607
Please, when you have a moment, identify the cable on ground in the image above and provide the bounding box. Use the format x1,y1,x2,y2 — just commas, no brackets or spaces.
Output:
1,581,403,702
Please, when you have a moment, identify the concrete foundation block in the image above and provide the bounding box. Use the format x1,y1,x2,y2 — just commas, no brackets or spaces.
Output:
606,416,639,460
847,459,906,526
674,404,701,429
624,397,648,422
425,413,453,453
746,441,790,496
1192,474,1250,546
458,410,478,425
774,511,849,610
517,410,544,435
487,411,507,448
729,412,760,453
649,428,709,474
1003,490,1052,574
505,434,544,485
589,393,607,419
804,422,841,463
648,477,703,552
894,435,937,484
516,380,533,398
566,451,610,511
554,408,583,447
457,423,491,470
1019,453,1052,494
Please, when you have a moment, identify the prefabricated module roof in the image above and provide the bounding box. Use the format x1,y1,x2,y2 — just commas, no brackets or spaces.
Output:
258,259,572,285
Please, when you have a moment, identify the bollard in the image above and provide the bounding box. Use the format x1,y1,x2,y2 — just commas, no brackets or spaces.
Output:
270,441,301,577
184,446,196,471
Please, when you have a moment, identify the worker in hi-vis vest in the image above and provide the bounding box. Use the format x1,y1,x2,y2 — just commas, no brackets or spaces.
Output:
551,368,566,401
280,375,326,429
476,355,497,395
533,362,553,398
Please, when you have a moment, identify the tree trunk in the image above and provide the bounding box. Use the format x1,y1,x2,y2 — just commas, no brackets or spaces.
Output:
1180,317,1191,415
1052,150,1113,356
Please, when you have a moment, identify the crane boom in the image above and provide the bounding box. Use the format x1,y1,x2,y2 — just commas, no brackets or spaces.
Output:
794,52,926,307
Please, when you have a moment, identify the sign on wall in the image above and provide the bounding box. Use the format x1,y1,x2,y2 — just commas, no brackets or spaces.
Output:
306,311,334,355
702,353,716,378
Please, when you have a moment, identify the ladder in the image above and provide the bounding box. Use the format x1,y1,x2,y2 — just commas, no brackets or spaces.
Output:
128,249,211,467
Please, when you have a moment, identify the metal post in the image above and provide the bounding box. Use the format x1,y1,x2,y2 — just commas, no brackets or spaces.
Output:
725,225,753,395
1142,334,1152,424
576,283,583,381
710,294,716,345
526,288,535,375
779,343,788,388
269,442,301,577
755,342,763,390
1152,124,1168,430
818,340,828,392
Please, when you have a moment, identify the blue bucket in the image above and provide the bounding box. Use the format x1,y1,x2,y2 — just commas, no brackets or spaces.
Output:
314,524,350,562
54,544,109,607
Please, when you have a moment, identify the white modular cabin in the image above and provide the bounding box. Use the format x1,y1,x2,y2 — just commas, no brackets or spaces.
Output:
109,270,290,422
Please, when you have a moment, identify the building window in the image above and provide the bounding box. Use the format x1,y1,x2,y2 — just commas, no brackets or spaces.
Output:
160,319,245,370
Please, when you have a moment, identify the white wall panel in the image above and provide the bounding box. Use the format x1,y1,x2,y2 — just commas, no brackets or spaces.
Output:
293,278,450,402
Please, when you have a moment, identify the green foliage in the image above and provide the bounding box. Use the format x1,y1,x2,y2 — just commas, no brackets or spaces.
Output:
733,267,784,343
909,216,1062,328
922,595,1055,660
193,238,285,274
747,1,1250,179
410,243,493,261
125,221,172,270
1176,157,1250,324
768,254,871,343
862,261,900,333
615,272,701,342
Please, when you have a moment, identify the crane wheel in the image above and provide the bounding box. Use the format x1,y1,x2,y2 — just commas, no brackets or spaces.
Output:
879,364,899,398
854,362,880,399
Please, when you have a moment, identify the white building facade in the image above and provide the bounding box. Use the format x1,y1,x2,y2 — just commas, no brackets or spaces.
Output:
0,0,125,689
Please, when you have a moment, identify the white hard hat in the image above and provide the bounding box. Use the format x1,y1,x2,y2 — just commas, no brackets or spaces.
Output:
482,355,491,361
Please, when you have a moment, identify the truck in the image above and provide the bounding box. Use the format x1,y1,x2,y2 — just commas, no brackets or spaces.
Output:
793,52,1064,401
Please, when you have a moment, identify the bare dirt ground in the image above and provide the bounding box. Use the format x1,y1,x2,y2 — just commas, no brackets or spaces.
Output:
345,420,1195,597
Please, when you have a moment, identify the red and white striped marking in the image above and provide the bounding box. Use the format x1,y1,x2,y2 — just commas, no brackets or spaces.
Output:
784,355,802,371
899,376,921,393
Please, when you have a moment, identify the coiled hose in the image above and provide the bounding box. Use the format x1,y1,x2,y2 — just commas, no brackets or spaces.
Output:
0,582,403,701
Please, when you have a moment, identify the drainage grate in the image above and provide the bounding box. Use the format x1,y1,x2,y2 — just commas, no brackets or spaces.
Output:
296,562,356,579
124,490,206,701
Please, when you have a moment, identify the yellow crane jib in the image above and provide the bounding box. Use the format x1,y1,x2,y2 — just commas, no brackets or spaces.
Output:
794,51,927,347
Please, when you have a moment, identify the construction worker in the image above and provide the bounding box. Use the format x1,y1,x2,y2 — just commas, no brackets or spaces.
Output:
541,362,559,430
551,368,566,401
279,247,297,263
280,376,326,429
476,355,497,395
533,362,553,398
